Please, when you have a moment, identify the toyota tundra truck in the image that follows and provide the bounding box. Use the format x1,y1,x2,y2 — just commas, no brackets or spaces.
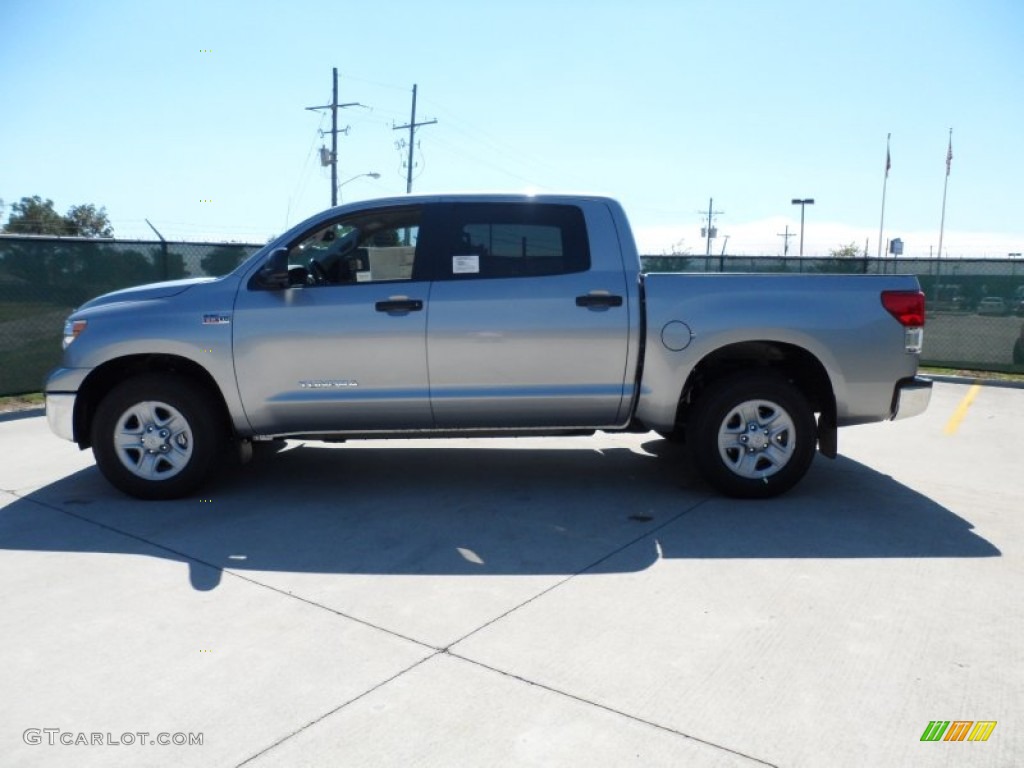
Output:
44,194,932,500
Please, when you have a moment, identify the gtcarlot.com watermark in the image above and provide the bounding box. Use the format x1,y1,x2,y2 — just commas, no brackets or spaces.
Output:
23,729,203,747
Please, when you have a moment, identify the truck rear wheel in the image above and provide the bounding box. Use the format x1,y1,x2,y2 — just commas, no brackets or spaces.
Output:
91,374,224,500
687,372,815,499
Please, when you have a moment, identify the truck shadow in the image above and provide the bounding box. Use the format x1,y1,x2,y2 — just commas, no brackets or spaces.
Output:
1,438,999,591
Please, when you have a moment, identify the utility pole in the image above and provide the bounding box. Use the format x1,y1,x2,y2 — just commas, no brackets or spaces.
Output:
699,198,723,270
306,68,365,206
778,225,795,257
393,84,437,194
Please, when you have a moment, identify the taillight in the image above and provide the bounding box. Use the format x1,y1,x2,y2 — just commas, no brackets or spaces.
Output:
881,291,925,327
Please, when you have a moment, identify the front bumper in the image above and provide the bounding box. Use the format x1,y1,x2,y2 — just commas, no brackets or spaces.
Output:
44,367,91,443
892,376,933,421
45,393,76,441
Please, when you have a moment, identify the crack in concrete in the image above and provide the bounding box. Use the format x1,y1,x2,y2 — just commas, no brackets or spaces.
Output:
447,653,780,768
12,490,777,767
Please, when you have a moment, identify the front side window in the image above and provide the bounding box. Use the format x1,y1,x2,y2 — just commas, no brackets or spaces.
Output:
289,208,421,286
445,204,590,279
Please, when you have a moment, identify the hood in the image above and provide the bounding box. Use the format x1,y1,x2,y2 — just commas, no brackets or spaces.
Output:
77,277,217,311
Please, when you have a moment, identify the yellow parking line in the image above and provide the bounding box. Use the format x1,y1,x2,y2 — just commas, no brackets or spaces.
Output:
944,382,982,435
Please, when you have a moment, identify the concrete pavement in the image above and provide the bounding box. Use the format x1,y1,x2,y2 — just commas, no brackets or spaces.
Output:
0,381,1020,767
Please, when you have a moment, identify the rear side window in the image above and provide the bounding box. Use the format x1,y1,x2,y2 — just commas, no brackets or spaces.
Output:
445,203,590,279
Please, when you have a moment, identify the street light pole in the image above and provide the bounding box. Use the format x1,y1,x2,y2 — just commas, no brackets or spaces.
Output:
791,198,815,257
337,172,380,202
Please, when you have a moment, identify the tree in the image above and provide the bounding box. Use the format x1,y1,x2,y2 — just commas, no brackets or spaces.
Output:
829,242,862,260
642,238,693,273
3,196,67,235
1,195,113,237
65,204,113,237
663,238,692,257
160,249,188,280
201,245,249,276
813,242,867,274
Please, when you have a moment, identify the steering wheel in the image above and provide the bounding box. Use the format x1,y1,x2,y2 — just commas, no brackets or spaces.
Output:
308,259,329,285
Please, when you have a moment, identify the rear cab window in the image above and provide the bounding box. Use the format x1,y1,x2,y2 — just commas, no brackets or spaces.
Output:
442,203,590,280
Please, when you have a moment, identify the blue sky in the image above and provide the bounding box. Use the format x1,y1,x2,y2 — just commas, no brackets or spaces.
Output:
2,0,1022,257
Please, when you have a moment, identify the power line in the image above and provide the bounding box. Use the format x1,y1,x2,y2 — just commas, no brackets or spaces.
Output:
287,111,327,228
423,97,594,190
429,135,549,188
339,73,410,92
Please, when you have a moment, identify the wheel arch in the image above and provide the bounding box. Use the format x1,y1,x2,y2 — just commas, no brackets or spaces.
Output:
674,341,837,456
73,354,232,448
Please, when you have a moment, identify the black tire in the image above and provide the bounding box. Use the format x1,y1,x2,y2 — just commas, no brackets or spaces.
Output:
687,372,816,499
91,374,225,500
655,429,686,444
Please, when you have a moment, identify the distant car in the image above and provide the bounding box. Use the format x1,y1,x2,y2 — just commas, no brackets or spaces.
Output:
977,296,1008,316
1015,324,1024,365
1013,298,1024,317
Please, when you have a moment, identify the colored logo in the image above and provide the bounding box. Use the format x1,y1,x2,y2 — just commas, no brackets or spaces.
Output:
921,721,997,742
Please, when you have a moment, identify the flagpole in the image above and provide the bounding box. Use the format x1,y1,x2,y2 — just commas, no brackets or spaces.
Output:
877,133,891,259
937,128,953,259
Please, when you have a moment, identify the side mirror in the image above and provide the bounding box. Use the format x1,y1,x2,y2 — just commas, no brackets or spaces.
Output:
256,247,291,289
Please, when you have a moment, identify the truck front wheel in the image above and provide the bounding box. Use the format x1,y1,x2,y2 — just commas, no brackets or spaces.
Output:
687,373,816,499
91,374,224,500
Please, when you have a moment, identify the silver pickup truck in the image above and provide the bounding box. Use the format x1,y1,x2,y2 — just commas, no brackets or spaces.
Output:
45,194,931,500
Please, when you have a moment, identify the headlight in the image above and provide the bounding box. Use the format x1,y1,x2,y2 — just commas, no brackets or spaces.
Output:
63,319,87,349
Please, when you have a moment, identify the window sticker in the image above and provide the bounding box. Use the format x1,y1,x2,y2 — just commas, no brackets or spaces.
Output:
452,255,480,274
355,271,372,282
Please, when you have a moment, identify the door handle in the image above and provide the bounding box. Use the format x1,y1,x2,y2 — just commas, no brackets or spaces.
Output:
375,299,423,313
575,293,623,308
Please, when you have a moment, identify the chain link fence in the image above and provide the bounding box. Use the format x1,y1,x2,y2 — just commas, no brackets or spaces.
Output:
1,237,1021,395
0,236,262,395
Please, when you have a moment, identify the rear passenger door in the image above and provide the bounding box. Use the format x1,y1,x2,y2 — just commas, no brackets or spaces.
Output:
426,202,631,429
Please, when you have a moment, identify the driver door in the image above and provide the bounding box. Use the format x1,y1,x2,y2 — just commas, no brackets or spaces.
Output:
233,205,437,435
